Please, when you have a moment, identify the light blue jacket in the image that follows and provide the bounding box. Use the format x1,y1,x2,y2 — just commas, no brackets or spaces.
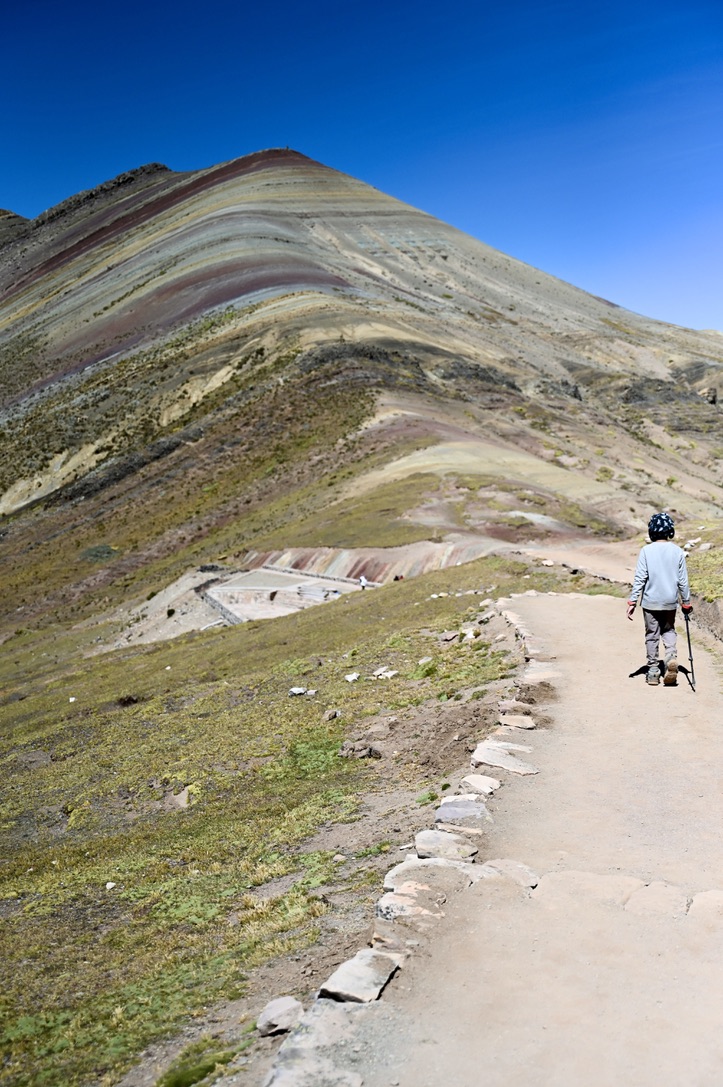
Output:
630,540,691,611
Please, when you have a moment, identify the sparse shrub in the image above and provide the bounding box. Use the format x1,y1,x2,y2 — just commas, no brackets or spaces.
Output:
156,1037,237,1087
355,841,391,858
116,694,141,707
79,544,118,563
411,660,437,678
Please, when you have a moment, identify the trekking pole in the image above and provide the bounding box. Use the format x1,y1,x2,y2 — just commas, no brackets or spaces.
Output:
684,611,696,692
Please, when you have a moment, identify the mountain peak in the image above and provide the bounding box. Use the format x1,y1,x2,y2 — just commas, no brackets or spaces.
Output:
0,208,30,248
1,148,722,529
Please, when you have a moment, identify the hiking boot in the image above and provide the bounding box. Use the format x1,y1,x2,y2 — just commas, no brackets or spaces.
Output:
646,664,660,686
663,653,678,686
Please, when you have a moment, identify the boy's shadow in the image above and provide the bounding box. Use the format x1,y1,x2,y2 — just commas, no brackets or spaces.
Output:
628,661,694,690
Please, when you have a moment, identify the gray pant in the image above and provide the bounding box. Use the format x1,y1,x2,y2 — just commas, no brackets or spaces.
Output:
643,608,676,665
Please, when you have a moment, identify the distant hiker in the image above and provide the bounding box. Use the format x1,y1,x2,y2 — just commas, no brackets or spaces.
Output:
359,575,368,590
627,512,692,686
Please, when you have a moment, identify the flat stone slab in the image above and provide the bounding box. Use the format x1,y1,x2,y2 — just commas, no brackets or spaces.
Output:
483,858,539,888
533,870,644,909
483,739,533,752
375,869,463,923
319,949,403,1003
415,829,478,861
375,888,442,922
258,996,304,1036
470,863,512,883
441,792,486,804
499,713,537,730
385,858,505,888
687,890,723,925
383,856,477,892
461,773,502,795
498,699,536,713
278,997,366,1050
434,798,492,826
435,822,484,838
624,881,689,918
471,742,539,775
369,917,407,952
264,999,370,1086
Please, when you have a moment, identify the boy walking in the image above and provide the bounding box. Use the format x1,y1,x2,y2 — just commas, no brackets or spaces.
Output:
627,512,692,686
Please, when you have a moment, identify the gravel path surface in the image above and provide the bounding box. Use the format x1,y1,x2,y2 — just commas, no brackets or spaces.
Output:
350,593,723,1087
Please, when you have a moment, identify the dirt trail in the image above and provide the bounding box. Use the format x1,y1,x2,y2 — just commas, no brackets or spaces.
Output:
511,537,640,584
350,593,723,1087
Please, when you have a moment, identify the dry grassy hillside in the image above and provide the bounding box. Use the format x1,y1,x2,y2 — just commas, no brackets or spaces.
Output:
1,149,723,1087
2,148,723,634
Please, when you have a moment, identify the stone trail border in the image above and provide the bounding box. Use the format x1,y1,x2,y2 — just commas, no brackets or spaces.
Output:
254,591,723,1087
258,592,550,1087
337,593,723,1087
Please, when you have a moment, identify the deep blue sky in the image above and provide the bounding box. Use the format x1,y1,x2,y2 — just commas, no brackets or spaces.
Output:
3,0,722,329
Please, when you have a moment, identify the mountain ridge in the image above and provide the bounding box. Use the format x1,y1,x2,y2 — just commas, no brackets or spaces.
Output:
3,150,723,1087
1,147,722,629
